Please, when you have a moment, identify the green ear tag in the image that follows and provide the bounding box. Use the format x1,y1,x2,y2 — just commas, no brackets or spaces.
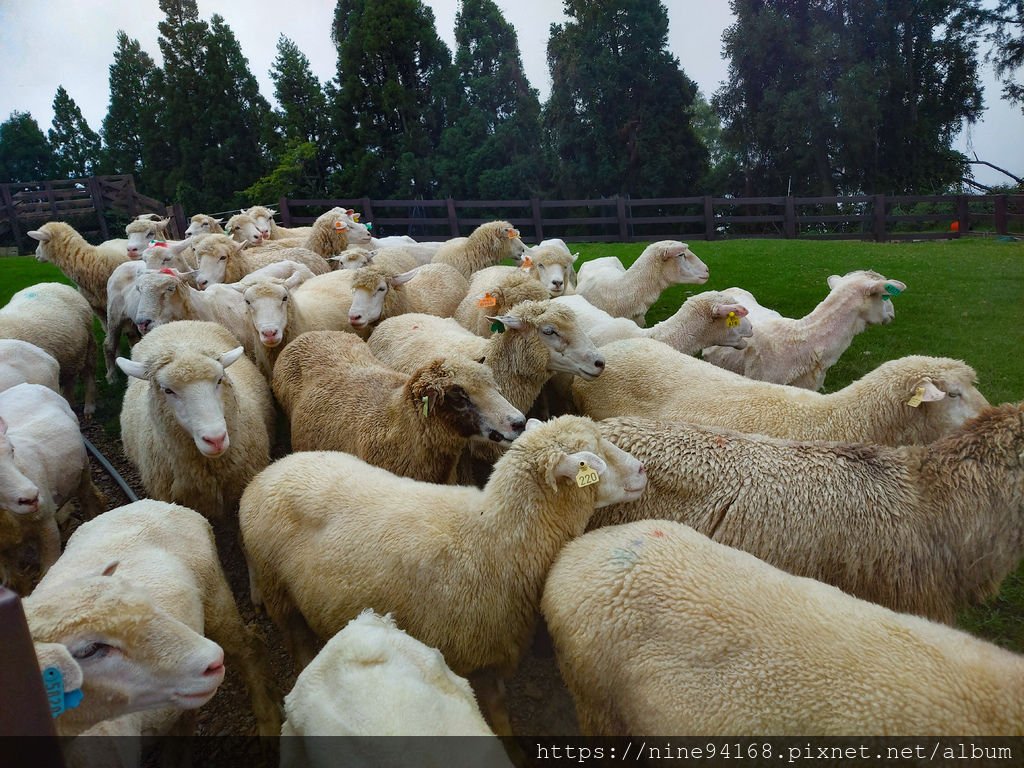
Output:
490,321,505,334
422,395,429,417
883,284,903,301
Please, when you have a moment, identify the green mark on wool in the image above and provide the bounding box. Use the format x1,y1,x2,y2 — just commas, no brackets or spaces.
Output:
610,547,639,569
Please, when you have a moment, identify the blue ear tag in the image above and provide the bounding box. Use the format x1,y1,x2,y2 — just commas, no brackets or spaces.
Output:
365,222,373,231
43,666,83,718
882,284,903,301
490,321,505,334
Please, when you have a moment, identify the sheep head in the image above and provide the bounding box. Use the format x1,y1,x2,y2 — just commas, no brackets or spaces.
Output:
0,416,41,515
827,270,907,326
329,247,374,270
225,214,265,247
185,214,224,237
348,265,418,328
131,270,189,334
522,245,579,297
488,300,606,380
194,234,245,289
235,275,302,348
125,218,171,259
645,240,709,285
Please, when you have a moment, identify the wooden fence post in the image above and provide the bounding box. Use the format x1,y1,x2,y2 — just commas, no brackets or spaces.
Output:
956,195,969,238
703,196,715,240
125,176,139,219
531,197,544,242
446,198,459,237
784,196,796,239
994,195,1008,235
169,203,187,240
361,197,375,226
87,177,110,241
1,184,24,254
616,196,630,242
278,196,292,227
872,194,887,242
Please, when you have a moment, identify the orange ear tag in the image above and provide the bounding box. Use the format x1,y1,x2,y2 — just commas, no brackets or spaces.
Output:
476,293,497,308
520,256,533,269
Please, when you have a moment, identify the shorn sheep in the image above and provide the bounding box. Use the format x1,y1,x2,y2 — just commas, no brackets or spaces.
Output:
346,263,469,331
27,221,129,326
594,407,1024,623
542,520,1024,736
272,330,526,483
0,339,60,393
117,320,274,520
431,220,526,279
703,269,907,389
573,338,988,446
574,240,709,325
193,234,329,289
25,500,281,737
0,283,97,417
239,415,647,735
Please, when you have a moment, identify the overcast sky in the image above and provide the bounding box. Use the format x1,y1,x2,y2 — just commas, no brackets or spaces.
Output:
0,0,1020,188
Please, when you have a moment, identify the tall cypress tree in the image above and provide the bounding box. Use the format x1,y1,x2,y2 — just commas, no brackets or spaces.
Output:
0,111,56,183
436,0,548,198
330,0,457,197
102,31,157,179
543,0,707,198
48,86,102,179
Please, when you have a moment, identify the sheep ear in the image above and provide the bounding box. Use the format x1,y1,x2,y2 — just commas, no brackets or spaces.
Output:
486,315,527,331
168,238,192,254
912,377,946,403
524,418,544,432
284,272,304,290
226,282,246,294
158,218,171,230
827,274,842,290
390,269,418,287
34,642,83,693
116,357,150,380
214,218,224,224
571,252,580,263
232,239,246,253
713,303,749,318
219,347,245,368
101,561,119,577
27,229,50,242
0,416,7,435
553,450,608,481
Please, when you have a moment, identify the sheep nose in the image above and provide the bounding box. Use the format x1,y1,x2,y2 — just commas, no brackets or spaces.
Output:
349,313,362,324
197,279,208,289
201,433,228,453
593,358,606,370
136,319,151,333
18,494,39,511
261,329,278,340
510,418,526,433
638,464,646,475
552,280,563,289
203,652,225,677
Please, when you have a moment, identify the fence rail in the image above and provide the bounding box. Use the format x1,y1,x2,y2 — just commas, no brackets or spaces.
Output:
281,193,1024,242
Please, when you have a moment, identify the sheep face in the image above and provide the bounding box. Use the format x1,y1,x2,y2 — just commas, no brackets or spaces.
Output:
525,246,578,297
185,215,223,237
492,303,606,380
117,347,245,457
827,271,907,327
712,300,754,349
658,241,709,285
331,247,373,270
226,214,264,247
142,239,193,272
27,225,56,263
0,419,41,514
412,360,526,444
911,373,990,435
125,219,170,259
244,207,277,240
133,272,186,334
348,268,418,328
27,566,226,733
239,277,299,348
194,236,244,289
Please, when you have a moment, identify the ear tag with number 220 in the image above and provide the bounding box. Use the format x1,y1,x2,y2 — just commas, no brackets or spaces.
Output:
576,461,600,488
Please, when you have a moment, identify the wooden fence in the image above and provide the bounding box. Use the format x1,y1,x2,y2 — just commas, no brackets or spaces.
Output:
280,193,1024,243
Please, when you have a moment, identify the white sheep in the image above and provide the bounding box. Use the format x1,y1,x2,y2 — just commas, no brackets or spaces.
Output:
27,221,130,326
193,234,329,289
342,211,441,265
703,270,907,389
452,268,551,338
272,330,525,483
595,406,1024,623
574,240,709,325
329,246,420,274
346,263,469,332
117,320,274,521
431,220,526,279
542,519,1024,736
242,205,314,240
0,283,97,418
0,383,104,584
124,216,171,259
225,212,271,247
239,415,647,735
184,213,225,237
0,339,60,394
25,499,281,737
518,243,579,296
573,338,988,446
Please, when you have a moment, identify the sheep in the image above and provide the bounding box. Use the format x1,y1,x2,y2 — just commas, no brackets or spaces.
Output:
124,216,171,259
239,415,647,735
193,234,329,289
342,212,441,265
225,212,269,247
242,205,314,240
431,220,526,279
554,291,753,352
0,339,60,394
329,245,420,274
0,283,97,418
0,383,104,587
184,213,225,237
116,320,274,521
574,240,709,325
345,263,469,332
595,406,1024,623
24,499,281,737
542,519,1024,736
573,339,988,446
26,221,129,326
703,270,908,390
271,331,526,483
453,268,551,337
518,243,578,296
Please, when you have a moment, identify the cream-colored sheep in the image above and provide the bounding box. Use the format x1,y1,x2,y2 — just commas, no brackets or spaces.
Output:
574,240,709,325
193,234,329,289
454,268,556,337
431,220,526,279
27,221,130,326
542,519,1024,736
242,205,314,240
345,263,469,332
25,500,281,737
518,243,578,296
225,212,270,247
595,407,1024,623
0,339,60,393
703,270,907,389
272,331,525,483
0,283,97,417
239,416,646,735
329,245,420,274
124,216,171,259
184,213,225,237
343,213,441,265
573,339,988,446
117,320,273,520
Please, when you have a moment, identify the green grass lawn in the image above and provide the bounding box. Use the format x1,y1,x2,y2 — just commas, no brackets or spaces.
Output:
2,236,1023,648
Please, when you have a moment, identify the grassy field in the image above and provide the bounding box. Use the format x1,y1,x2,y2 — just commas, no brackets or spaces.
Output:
2,235,1023,647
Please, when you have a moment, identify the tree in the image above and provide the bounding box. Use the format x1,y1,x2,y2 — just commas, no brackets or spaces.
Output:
48,86,102,178
977,0,1024,113
543,0,707,199
715,0,984,196
330,0,457,198
0,111,56,182
435,0,548,198
102,31,158,179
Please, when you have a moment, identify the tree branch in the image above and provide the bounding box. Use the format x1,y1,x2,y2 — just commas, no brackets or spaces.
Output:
968,153,1023,184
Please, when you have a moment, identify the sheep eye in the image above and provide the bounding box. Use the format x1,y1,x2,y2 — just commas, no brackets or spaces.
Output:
281,295,288,302
73,642,112,661
217,377,224,387
219,256,227,262
377,286,386,293
162,387,176,396
542,327,557,336
947,391,960,398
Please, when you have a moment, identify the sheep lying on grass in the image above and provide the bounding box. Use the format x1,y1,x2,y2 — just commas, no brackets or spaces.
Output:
117,320,273,521
595,407,1024,623
0,283,97,418
431,220,526,279
543,520,1024,736
239,416,646,735
574,240,709,325
703,270,907,389
0,339,60,394
25,500,281,737
272,331,525,483
573,339,987,446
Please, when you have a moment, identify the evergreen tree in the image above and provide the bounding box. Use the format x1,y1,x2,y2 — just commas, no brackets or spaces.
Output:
102,31,157,179
977,0,1024,113
436,0,548,198
543,0,707,199
330,0,457,198
0,111,56,182
48,86,102,179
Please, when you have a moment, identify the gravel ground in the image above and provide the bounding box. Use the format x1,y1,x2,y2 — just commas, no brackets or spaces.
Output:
70,420,580,750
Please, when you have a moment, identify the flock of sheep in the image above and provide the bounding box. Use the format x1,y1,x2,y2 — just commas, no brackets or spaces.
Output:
0,202,1021,761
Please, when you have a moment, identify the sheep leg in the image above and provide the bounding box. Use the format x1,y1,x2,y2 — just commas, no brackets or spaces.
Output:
75,464,106,522
82,329,98,419
103,319,124,385
36,516,61,576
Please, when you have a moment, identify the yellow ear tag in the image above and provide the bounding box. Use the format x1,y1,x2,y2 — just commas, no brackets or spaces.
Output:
906,387,925,408
351,213,360,222
576,461,600,488
520,255,533,269
725,311,739,328
476,292,497,308
422,395,429,417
